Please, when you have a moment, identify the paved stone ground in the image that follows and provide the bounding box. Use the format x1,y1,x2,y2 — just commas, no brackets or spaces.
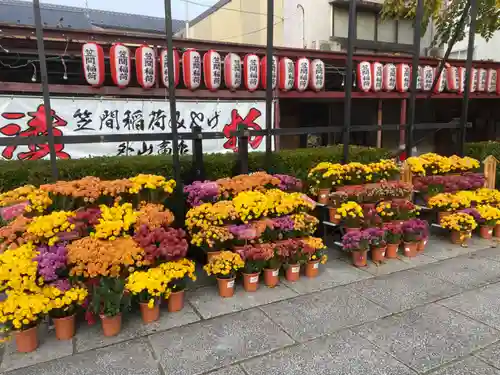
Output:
4,234,500,374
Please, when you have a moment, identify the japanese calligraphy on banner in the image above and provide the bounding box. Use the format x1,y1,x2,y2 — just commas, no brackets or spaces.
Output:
0,97,271,160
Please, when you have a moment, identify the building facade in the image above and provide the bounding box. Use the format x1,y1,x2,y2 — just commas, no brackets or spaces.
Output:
188,0,437,56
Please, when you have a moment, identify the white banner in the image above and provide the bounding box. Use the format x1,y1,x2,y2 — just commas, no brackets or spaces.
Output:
0,97,271,160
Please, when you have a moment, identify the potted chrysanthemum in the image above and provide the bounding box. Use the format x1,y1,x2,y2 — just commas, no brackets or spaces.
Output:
203,251,245,298
342,230,370,267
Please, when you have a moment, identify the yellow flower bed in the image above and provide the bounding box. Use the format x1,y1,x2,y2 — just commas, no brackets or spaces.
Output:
441,212,477,232
203,251,244,278
406,153,479,176
308,159,399,188
27,211,76,246
185,190,313,230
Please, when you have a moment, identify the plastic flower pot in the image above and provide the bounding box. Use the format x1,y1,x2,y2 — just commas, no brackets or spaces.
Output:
100,313,122,336
417,238,428,252
167,290,185,312
263,268,280,287
139,303,160,324
495,224,500,238
345,227,361,234
385,243,400,258
242,272,260,292
480,225,494,240
451,230,469,245
318,188,330,204
206,251,221,262
217,277,235,298
53,314,76,340
371,246,386,262
403,242,418,257
305,260,320,278
351,250,367,267
15,326,38,353
285,264,301,282
438,211,451,225
328,207,340,224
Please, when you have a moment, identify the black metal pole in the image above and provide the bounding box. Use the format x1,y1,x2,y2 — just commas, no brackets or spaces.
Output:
163,0,181,183
406,0,424,158
265,0,274,171
342,0,356,164
33,0,58,180
459,0,477,156
427,0,470,96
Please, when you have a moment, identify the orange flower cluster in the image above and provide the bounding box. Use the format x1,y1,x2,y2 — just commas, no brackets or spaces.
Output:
100,179,134,197
41,176,102,202
135,203,175,231
0,216,36,252
67,237,145,278
216,172,281,198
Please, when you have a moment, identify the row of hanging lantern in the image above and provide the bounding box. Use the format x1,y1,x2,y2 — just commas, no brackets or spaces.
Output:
81,42,326,92
356,61,500,94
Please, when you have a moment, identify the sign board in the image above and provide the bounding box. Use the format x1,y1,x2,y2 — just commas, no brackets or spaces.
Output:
0,97,271,160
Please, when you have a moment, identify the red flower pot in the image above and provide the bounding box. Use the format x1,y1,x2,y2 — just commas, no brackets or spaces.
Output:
371,246,386,262
385,243,399,259
242,272,260,292
402,242,418,257
480,225,494,239
285,264,300,282
305,260,320,278
263,268,280,287
351,250,367,267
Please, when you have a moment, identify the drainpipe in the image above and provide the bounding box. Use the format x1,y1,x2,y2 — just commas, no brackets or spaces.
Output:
297,4,305,48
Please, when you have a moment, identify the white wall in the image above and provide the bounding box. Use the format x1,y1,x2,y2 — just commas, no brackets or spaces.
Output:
283,0,332,49
451,32,500,61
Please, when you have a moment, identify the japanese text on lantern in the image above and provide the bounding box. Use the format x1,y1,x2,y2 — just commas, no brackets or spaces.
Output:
232,59,241,85
118,50,129,82
286,61,294,87
388,67,396,88
360,64,370,88
84,47,97,82
403,68,410,88
424,69,433,90
212,54,221,86
315,61,324,87
192,54,201,86
299,61,308,88
144,52,155,83
375,67,382,88
249,59,258,87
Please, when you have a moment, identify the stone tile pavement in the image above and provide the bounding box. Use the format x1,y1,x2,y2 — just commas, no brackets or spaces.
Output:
4,234,500,374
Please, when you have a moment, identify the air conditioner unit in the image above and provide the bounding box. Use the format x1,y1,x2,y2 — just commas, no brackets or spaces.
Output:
312,40,342,51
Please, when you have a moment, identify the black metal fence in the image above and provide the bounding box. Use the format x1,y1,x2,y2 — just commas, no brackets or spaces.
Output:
12,0,479,186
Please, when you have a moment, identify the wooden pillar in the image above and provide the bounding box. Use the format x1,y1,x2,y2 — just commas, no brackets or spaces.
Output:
376,99,383,148
483,155,498,189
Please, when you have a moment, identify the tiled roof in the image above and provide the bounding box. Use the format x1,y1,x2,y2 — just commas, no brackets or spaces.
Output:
0,0,184,33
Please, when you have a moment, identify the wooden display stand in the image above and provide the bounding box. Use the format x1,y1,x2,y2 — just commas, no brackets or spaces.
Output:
400,155,497,189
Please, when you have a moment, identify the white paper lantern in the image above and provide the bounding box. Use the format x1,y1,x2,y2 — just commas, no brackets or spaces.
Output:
486,69,497,93
477,68,487,92
159,48,180,88
135,45,156,90
243,54,260,92
422,65,434,91
309,59,325,92
371,62,383,92
81,42,105,87
356,61,372,92
182,49,202,90
109,43,131,88
415,66,423,91
446,66,458,92
260,55,278,89
223,53,241,91
203,50,222,91
295,57,310,92
382,64,396,91
396,63,411,92
278,57,294,92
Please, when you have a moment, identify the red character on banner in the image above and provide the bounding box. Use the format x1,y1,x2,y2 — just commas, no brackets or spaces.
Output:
0,104,70,160
222,108,264,152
